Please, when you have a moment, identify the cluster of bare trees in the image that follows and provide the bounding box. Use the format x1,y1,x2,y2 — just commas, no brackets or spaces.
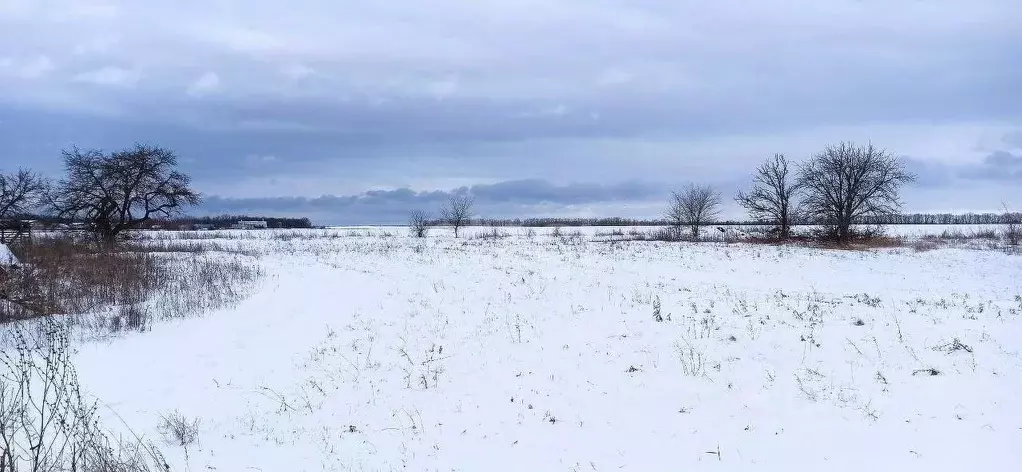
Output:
669,142,917,243
0,144,200,247
408,194,475,238
409,142,1013,246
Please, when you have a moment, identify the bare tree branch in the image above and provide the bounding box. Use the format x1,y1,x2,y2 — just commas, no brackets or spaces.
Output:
0,169,45,220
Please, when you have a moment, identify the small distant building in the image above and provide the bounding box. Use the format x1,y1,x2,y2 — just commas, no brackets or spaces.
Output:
234,220,268,230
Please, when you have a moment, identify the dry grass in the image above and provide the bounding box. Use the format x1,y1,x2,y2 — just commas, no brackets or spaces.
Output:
910,240,942,252
1,236,262,334
827,235,907,250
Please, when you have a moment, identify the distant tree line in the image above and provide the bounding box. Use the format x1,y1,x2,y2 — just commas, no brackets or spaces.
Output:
412,142,1016,245
856,213,1021,225
14,213,315,231
469,217,666,227
164,215,314,229
431,212,1022,228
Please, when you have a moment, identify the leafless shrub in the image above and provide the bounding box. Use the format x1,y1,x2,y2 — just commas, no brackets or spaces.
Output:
798,142,914,244
1004,204,1020,246
408,210,431,238
594,228,625,238
646,227,684,242
926,228,999,242
735,154,801,239
558,229,585,245
475,226,510,240
666,184,721,240
937,229,968,240
397,343,446,390
674,341,707,377
157,410,199,461
0,321,169,472
973,228,999,240
440,195,474,238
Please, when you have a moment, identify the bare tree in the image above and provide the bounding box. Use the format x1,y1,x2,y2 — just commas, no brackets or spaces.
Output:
46,144,201,247
440,195,474,238
408,210,431,238
665,184,722,240
736,154,801,239
0,169,45,220
797,142,914,243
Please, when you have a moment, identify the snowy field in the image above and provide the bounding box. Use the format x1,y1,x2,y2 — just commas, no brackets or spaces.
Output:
61,228,1021,471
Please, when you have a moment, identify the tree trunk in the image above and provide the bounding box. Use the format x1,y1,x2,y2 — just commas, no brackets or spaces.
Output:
100,229,118,249
779,209,790,239
838,223,851,244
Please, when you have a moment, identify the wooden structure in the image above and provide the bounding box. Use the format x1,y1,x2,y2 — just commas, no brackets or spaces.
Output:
0,220,32,245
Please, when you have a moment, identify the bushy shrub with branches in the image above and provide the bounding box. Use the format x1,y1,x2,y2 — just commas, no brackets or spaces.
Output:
408,210,431,238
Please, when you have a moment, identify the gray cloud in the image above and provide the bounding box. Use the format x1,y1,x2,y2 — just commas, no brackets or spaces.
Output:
3,1,1019,135
902,157,955,188
902,147,1022,190
198,179,672,224
2,0,1021,217
1000,131,1022,148
959,151,1022,181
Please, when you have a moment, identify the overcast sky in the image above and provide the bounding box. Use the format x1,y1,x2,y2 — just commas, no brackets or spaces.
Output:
1,0,1020,224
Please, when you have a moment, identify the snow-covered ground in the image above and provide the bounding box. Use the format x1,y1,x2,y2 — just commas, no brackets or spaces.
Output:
67,229,1020,471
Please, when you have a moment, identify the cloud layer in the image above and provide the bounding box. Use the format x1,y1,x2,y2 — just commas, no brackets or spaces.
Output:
1,0,1020,222
200,179,671,224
